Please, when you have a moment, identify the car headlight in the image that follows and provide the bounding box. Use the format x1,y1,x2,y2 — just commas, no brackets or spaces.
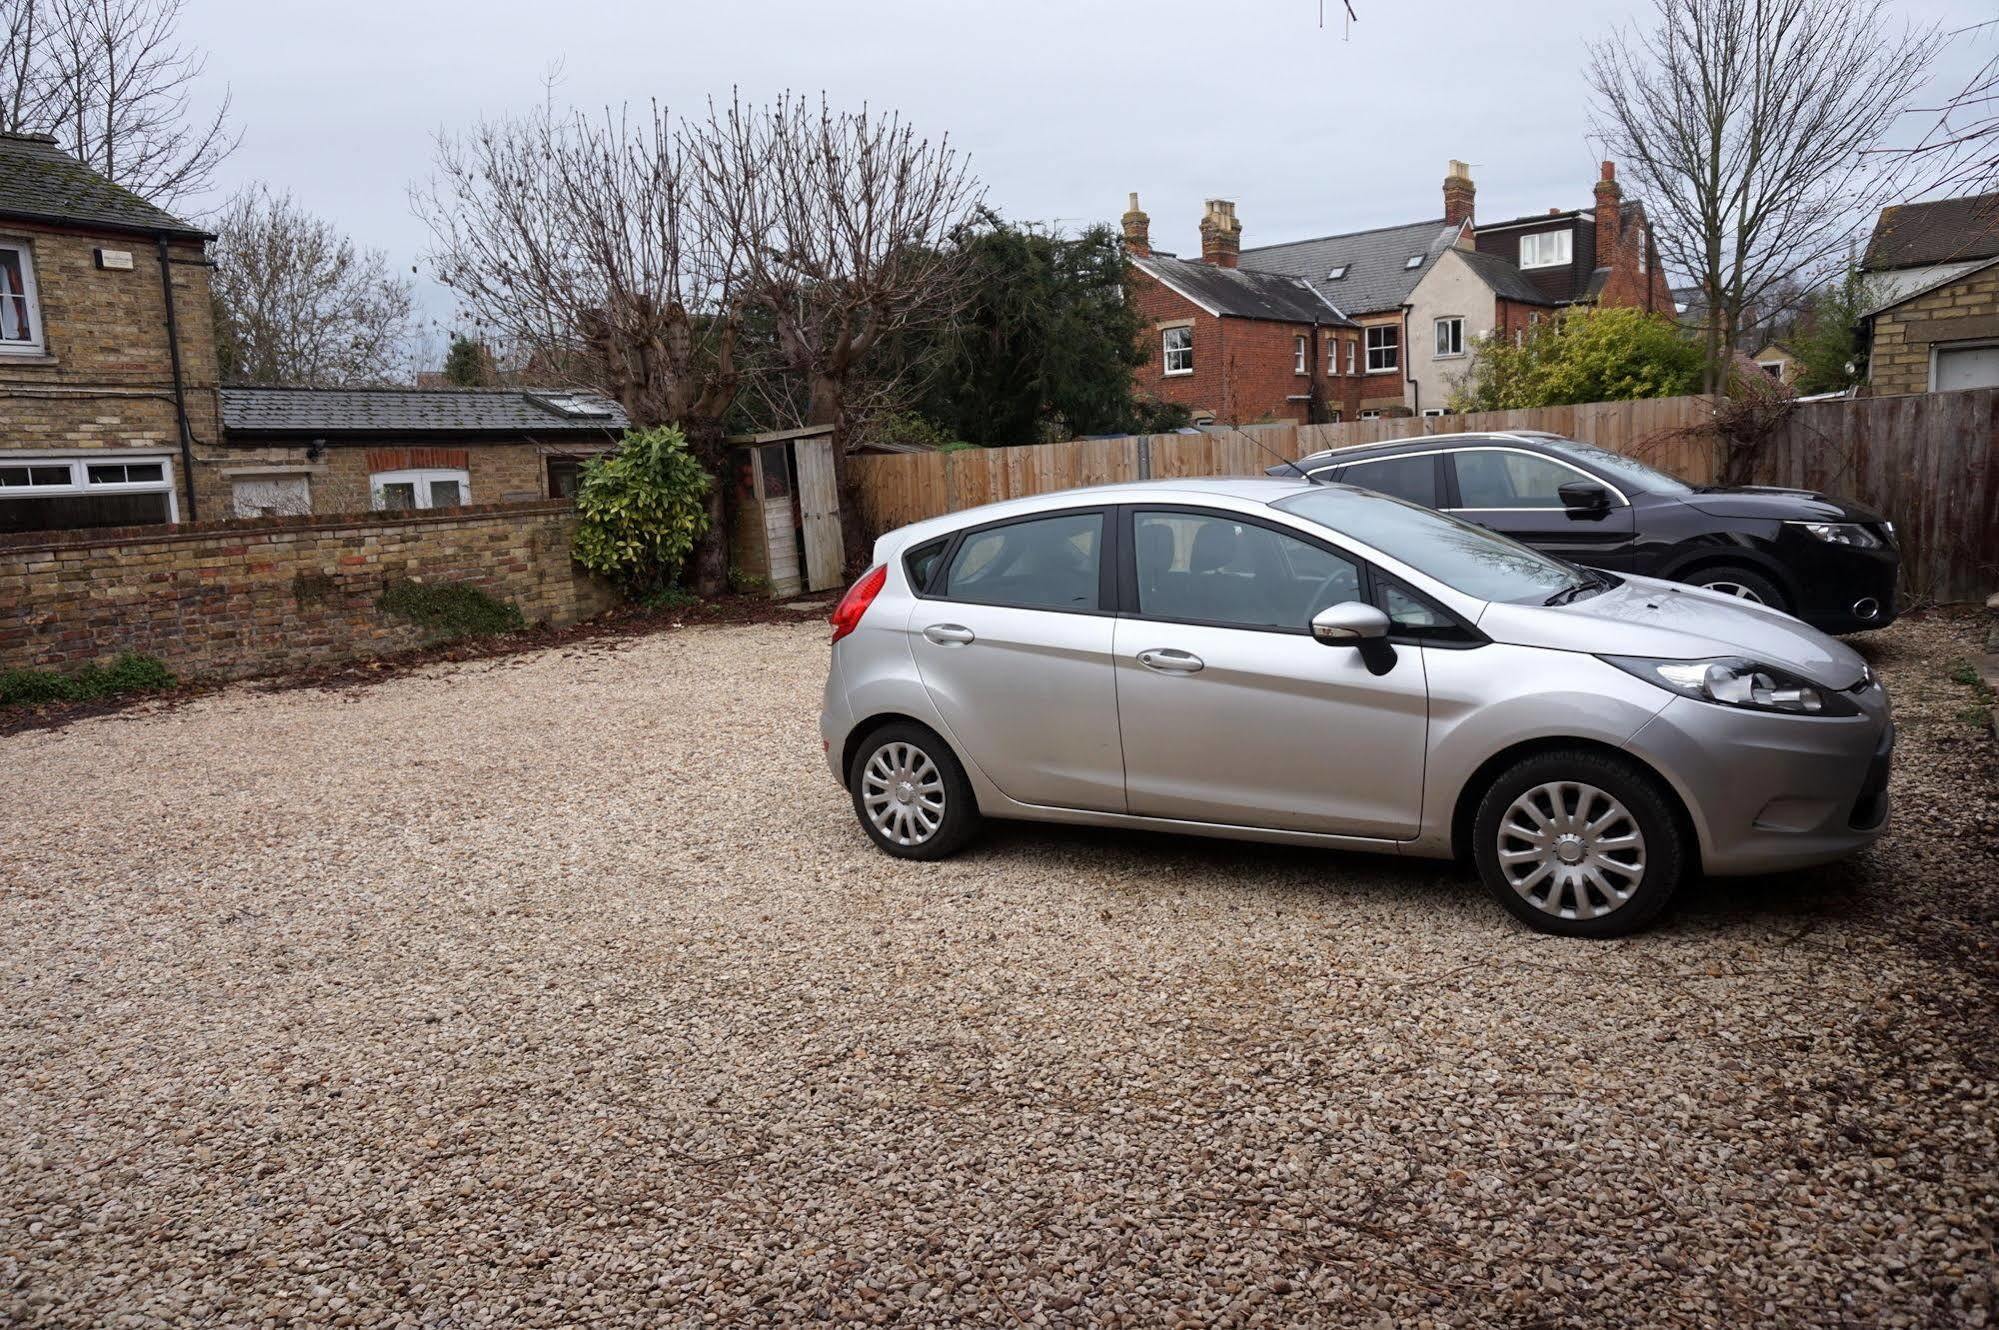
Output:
1601,655,1858,716
1787,520,1881,548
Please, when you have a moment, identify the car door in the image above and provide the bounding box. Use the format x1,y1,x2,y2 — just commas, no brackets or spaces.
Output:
909,507,1126,813
1443,446,1639,569
1112,506,1428,839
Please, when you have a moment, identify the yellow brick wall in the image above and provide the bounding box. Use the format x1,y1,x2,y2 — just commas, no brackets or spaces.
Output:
1868,266,1999,397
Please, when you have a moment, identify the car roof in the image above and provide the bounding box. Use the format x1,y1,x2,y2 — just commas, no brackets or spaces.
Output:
876,477,1319,551
1292,431,1571,469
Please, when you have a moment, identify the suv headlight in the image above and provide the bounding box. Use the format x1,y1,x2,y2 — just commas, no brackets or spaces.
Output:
1602,655,1858,716
1787,520,1881,548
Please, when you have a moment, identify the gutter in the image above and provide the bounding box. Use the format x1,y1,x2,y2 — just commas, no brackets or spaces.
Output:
155,232,199,521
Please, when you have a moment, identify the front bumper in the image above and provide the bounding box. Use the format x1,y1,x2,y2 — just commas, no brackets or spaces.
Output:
1777,528,1900,633
1625,684,1892,875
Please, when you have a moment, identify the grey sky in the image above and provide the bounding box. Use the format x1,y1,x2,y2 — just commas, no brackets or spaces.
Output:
181,0,1993,354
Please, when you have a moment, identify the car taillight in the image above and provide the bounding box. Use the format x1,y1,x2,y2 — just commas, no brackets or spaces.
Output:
830,564,887,644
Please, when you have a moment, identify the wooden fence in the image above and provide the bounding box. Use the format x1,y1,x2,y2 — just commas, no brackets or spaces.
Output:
850,390,1998,604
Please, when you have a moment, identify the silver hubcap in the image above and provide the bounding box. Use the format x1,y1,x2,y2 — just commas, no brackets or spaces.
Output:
1498,781,1647,920
1703,580,1764,604
861,741,945,846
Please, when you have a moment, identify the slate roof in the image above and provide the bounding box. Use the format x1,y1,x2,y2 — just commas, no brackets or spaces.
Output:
0,131,207,238
1449,246,1564,306
221,387,631,437
1236,219,1462,316
1132,254,1356,325
1863,193,1999,270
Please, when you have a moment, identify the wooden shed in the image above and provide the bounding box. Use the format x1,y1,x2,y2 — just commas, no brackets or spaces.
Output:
727,425,843,597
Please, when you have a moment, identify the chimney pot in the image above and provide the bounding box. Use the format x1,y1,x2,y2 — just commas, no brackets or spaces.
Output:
1121,191,1151,258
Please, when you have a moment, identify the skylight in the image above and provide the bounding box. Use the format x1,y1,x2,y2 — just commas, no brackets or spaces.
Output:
1404,255,1423,269
532,392,616,419
1327,265,1349,280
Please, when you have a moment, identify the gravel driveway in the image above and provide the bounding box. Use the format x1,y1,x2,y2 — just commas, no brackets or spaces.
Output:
3,613,1995,1328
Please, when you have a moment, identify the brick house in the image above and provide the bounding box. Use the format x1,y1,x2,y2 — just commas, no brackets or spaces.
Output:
1125,160,1673,421
1858,192,1999,396
0,130,220,533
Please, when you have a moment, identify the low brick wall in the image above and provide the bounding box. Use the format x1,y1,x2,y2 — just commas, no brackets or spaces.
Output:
0,502,620,681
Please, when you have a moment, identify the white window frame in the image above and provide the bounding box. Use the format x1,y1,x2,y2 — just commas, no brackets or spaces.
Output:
0,239,47,354
1433,316,1465,359
1519,230,1573,270
1365,325,1399,374
1293,334,1308,375
371,468,473,511
1161,325,1193,376
1421,407,1451,418
1345,339,1356,375
1929,338,1999,393
1358,409,1382,421
0,453,178,519
1636,225,1649,273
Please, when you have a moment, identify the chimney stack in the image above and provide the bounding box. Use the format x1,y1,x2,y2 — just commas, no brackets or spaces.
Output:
1594,161,1623,263
1199,199,1241,268
1121,192,1151,258
1443,160,1475,230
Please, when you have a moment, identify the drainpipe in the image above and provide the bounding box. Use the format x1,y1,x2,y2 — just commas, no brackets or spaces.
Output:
1401,304,1420,417
156,231,198,521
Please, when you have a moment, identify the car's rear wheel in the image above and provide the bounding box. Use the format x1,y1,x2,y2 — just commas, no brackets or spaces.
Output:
848,722,981,860
1683,564,1787,610
1472,750,1686,938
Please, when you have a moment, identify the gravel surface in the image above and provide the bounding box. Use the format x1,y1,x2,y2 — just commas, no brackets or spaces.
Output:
3,612,1995,1328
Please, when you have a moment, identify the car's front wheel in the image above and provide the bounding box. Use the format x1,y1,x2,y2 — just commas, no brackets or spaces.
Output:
1683,564,1788,611
847,722,981,860
1471,749,1687,938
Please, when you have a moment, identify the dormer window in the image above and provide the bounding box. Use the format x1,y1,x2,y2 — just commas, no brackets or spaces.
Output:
1404,255,1423,270
1519,230,1573,269
0,241,45,354
1327,265,1349,280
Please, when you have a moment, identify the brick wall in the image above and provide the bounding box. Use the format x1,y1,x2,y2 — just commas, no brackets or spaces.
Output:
0,501,619,681
1130,272,1372,423
1868,266,1999,397
0,222,220,517
195,440,603,517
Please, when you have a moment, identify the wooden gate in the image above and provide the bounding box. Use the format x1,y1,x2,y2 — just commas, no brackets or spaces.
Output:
794,436,843,593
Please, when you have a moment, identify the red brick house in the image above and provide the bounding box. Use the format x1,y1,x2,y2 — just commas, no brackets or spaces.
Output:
1126,160,1676,421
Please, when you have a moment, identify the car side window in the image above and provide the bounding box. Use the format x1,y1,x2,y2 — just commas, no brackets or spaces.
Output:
942,512,1102,610
905,537,949,593
1340,454,1438,507
1452,450,1585,509
1133,510,1362,631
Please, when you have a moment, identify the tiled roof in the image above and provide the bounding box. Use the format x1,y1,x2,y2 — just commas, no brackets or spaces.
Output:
1133,255,1357,325
1237,219,1463,316
0,131,207,238
1863,193,1999,270
1450,247,1563,306
221,387,631,436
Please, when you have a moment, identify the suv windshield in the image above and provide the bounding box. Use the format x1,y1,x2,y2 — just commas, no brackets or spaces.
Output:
1276,487,1585,604
1534,436,1693,496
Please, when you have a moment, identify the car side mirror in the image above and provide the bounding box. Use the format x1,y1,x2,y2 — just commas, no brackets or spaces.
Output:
1311,602,1398,675
1558,480,1612,512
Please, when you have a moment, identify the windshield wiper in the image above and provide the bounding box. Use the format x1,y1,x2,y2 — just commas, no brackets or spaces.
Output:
1543,572,1610,606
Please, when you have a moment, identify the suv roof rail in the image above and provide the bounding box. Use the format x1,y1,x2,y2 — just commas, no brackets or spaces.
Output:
1297,428,1563,463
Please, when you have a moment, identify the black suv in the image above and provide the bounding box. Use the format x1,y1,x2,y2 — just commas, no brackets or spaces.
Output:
1271,431,1898,633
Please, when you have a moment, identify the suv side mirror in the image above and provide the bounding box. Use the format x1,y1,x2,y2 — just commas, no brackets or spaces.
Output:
1311,602,1397,675
1558,480,1612,512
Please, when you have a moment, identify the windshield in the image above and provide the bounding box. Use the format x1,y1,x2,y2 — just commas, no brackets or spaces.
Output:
1535,436,1693,496
1275,486,1583,604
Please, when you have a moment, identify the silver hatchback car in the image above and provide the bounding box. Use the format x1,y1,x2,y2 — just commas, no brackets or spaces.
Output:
820,478,1893,937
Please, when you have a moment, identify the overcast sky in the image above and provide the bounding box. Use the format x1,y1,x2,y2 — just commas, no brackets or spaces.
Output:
180,0,1993,362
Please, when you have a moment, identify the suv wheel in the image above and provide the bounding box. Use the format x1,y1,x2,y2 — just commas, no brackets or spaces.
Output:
848,722,981,860
1684,564,1787,610
1472,750,1686,938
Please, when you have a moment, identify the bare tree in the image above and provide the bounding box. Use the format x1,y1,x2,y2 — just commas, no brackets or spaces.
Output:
0,0,235,207
1589,0,1939,392
412,103,743,594
694,93,983,570
211,185,418,388
1869,19,1999,203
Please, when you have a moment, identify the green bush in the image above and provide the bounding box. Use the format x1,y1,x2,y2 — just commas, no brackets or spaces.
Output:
0,653,176,707
571,425,713,598
377,580,526,640
1451,306,1704,412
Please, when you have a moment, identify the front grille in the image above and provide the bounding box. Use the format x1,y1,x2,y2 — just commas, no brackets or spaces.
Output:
1849,723,1894,830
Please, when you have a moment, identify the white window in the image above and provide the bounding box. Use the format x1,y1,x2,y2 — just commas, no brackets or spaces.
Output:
1365,325,1399,373
1162,326,1193,376
1358,409,1382,421
1327,265,1349,280
1345,339,1356,375
0,241,45,353
1519,230,1573,269
1294,335,1308,374
1434,317,1465,358
1404,254,1423,270
0,454,176,532
371,468,471,511
1636,225,1648,273
1421,407,1451,418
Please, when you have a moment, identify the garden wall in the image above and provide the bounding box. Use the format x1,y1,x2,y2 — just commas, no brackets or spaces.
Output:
0,501,618,682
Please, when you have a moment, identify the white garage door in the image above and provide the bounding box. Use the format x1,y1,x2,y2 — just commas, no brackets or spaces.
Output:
1933,341,1999,392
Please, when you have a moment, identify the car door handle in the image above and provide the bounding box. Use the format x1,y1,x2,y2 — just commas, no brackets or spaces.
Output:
1136,648,1204,674
923,623,976,646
